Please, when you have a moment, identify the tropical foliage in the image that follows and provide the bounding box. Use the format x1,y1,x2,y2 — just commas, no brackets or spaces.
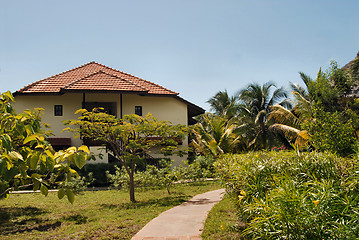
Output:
194,60,359,156
192,82,290,154
0,91,89,203
237,82,289,149
207,90,239,120
216,151,359,239
191,113,244,157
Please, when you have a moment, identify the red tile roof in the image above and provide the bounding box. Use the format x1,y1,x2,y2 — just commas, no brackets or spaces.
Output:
15,62,178,95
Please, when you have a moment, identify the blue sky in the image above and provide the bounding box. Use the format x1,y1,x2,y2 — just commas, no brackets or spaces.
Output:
1,0,358,110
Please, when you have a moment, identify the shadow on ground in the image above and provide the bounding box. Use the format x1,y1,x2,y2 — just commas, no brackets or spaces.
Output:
0,206,61,236
101,195,191,210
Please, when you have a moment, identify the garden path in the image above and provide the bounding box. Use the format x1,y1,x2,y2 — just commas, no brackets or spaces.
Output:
131,188,225,240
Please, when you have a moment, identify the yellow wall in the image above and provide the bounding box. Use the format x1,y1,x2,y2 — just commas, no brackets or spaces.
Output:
122,94,187,125
13,93,83,146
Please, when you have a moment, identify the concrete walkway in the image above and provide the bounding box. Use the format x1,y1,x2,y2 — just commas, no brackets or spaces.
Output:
132,188,225,240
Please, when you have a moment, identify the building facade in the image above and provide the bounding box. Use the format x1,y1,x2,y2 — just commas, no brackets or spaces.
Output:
13,62,204,164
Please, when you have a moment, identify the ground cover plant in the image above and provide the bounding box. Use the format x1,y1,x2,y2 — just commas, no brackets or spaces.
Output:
215,151,359,239
201,197,244,240
0,181,220,240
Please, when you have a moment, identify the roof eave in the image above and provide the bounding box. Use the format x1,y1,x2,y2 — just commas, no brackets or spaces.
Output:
174,95,205,116
60,89,150,95
13,91,63,96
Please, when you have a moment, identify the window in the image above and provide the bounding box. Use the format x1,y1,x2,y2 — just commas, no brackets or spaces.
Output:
135,106,142,116
54,105,63,116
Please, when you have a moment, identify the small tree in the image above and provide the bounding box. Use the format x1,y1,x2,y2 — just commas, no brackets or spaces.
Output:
64,109,186,202
302,107,359,157
0,91,89,203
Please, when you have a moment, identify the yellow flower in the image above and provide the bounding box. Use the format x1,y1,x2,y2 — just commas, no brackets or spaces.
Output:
240,189,246,196
238,195,245,202
313,200,320,207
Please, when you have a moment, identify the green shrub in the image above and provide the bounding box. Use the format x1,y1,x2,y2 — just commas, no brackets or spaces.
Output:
77,163,120,187
176,156,216,181
106,160,177,193
106,156,217,194
302,107,359,157
58,173,94,194
216,151,359,239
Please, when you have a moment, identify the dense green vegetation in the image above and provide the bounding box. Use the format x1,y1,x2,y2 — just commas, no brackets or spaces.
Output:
214,151,359,239
200,59,359,239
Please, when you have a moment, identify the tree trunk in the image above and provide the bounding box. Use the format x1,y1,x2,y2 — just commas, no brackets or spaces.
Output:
129,169,136,203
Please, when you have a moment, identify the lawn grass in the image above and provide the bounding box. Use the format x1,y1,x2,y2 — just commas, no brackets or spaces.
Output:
201,197,244,240
0,181,220,240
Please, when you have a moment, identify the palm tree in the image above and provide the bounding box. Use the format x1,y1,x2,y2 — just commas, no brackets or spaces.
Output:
268,77,314,148
191,113,245,157
207,90,239,120
238,82,289,149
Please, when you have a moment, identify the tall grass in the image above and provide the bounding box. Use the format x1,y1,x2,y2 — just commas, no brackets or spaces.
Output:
216,151,359,239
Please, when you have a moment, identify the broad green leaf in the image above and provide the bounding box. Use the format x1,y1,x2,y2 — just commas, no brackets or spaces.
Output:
66,189,75,204
40,184,48,196
58,188,65,199
74,153,87,169
39,160,46,173
1,134,12,151
78,145,90,154
46,156,55,171
67,154,76,165
2,162,18,181
29,153,40,170
23,134,38,144
33,180,40,191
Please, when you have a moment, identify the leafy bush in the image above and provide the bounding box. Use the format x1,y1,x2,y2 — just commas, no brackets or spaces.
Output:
58,173,94,194
216,151,359,239
303,107,359,157
76,163,120,187
106,160,177,193
106,156,217,194
176,156,216,181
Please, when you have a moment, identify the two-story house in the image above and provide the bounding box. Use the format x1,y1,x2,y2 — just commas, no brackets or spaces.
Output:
13,62,204,164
